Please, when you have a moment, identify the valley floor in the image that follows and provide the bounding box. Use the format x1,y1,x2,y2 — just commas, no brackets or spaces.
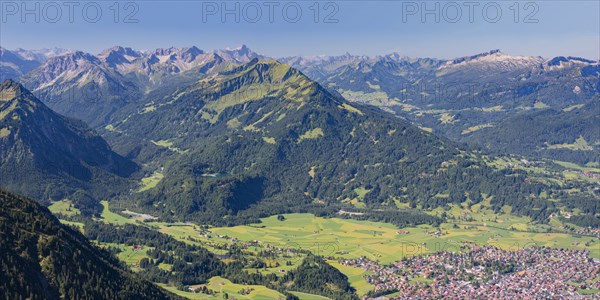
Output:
52,200,600,299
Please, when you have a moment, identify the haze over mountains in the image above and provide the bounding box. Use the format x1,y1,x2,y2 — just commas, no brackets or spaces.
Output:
0,47,71,80
282,49,600,164
3,45,597,165
0,45,597,219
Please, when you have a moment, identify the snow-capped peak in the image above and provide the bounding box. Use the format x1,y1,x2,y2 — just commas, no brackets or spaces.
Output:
439,50,544,72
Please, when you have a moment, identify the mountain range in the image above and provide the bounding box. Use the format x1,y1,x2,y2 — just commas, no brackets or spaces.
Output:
3,46,597,165
281,49,600,164
96,58,545,225
0,47,70,80
0,46,596,224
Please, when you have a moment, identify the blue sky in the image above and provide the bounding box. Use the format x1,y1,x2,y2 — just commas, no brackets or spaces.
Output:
1,1,598,59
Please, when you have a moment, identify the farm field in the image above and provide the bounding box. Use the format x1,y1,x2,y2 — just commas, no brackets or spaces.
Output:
91,201,600,264
48,200,85,230
197,213,599,265
156,284,216,300
95,242,153,272
53,199,598,299
327,261,374,296
181,213,597,297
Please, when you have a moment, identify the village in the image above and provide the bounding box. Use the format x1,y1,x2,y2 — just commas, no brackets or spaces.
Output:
341,244,600,299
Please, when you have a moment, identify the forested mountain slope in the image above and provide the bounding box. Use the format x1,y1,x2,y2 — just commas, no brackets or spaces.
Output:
0,80,136,213
466,98,600,164
0,189,177,300
103,59,547,225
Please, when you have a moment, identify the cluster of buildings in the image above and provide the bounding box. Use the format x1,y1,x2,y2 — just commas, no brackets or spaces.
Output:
340,245,600,299
578,171,600,180
574,227,600,238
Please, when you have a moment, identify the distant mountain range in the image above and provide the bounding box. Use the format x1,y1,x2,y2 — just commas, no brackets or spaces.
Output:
281,49,600,164
0,47,71,80
2,46,596,164
4,45,262,127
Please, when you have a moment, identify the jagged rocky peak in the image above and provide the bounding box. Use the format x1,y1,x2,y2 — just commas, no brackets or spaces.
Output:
228,44,251,54
546,56,598,67
28,51,105,84
151,46,195,56
99,46,141,58
98,46,142,67
151,47,178,56
144,46,205,63
0,79,30,102
179,46,205,62
217,44,263,63
44,50,101,69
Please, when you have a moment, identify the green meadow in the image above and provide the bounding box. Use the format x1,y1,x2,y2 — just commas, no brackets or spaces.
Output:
201,213,598,262
50,199,598,298
158,276,285,300
48,199,80,216
48,200,85,231
289,291,331,300
99,201,139,225
138,171,164,193
159,212,595,296
95,242,153,272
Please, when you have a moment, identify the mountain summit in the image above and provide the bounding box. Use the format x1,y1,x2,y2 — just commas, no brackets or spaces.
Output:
0,80,137,211
101,60,543,225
